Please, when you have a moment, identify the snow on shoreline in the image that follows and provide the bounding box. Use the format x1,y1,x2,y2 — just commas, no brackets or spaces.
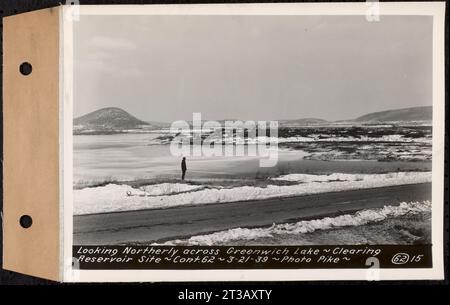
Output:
150,134,431,145
161,201,431,246
74,171,431,215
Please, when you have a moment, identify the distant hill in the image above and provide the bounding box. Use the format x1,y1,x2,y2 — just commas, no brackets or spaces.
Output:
353,106,432,122
74,107,149,131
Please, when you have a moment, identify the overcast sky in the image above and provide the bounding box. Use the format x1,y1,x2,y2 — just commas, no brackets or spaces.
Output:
74,15,432,122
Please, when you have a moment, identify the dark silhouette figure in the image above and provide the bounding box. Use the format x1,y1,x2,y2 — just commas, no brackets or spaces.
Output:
181,157,187,180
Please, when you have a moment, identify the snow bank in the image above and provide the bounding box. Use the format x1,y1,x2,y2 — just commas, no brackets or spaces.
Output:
163,201,431,245
74,171,431,215
276,135,431,144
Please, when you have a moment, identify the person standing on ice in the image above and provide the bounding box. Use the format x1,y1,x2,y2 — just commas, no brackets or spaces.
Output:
181,157,187,180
